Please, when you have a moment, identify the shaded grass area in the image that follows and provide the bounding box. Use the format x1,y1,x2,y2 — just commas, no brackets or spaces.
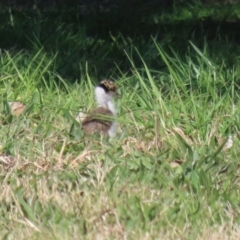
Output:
1,1,240,239
1,1,240,81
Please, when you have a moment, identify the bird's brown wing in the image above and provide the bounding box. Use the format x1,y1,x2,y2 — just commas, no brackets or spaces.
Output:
82,107,113,134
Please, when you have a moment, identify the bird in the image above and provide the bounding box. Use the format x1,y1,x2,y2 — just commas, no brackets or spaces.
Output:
81,80,119,137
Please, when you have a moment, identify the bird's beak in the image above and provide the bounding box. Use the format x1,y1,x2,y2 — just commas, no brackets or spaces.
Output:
111,91,121,98
115,91,121,98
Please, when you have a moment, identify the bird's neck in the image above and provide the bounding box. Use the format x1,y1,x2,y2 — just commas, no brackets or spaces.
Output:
94,86,117,115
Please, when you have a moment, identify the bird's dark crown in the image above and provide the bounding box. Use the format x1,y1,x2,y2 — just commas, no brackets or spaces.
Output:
98,80,117,92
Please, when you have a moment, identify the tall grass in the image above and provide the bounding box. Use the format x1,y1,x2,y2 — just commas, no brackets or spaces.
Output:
1,1,240,239
0,36,240,239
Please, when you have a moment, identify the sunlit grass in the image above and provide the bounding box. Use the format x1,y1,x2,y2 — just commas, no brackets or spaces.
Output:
0,2,240,239
0,38,240,240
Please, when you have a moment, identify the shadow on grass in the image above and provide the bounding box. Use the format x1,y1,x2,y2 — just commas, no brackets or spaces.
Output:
0,1,240,82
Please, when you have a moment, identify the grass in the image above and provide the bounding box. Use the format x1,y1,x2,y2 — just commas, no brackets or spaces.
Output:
1,1,240,239
1,41,240,239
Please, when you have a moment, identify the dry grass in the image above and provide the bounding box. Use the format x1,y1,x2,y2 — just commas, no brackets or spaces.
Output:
0,38,240,239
